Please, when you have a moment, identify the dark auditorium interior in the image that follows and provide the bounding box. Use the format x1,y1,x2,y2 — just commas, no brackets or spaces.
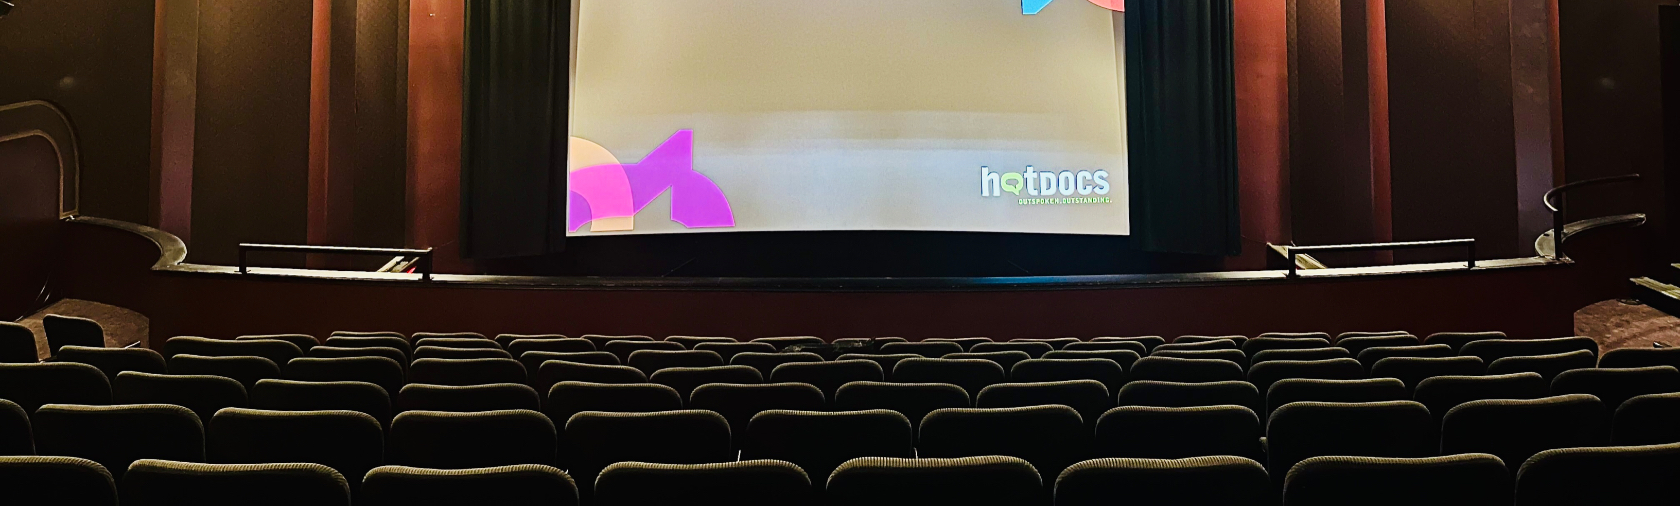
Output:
6,0,1680,504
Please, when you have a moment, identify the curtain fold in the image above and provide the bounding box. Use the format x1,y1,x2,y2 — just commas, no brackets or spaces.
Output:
1126,0,1242,255
460,0,565,259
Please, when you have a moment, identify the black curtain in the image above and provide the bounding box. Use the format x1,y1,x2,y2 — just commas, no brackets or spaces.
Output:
461,0,566,259
1126,0,1242,255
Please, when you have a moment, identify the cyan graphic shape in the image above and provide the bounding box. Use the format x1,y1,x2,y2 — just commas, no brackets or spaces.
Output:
1023,0,1054,15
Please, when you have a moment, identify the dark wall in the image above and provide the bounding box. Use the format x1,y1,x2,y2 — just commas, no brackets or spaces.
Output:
0,0,155,223
0,136,62,320
1288,0,1380,265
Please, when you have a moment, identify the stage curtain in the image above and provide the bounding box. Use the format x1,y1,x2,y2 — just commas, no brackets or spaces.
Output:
461,0,566,259
1126,0,1242,255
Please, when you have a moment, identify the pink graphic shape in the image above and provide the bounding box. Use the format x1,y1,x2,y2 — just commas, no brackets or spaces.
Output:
567,130,735,232
1089,0,1123,11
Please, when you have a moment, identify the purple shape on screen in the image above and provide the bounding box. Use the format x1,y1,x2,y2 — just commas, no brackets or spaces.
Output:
567,130,735,232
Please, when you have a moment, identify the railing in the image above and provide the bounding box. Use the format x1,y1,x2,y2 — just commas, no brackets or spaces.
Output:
237,243,435,281
1544,174,1641,259
1284,239,1477,278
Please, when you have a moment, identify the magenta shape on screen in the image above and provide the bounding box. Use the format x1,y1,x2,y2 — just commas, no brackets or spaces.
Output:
567,130,736,232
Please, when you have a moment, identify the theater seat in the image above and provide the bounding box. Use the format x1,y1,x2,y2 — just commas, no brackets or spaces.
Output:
1150,349,1248,370
506,338,595,356
1284,454,1511,506
281,356,405,397
971,341,1055,358
1460,337,1600,364
1486,350,1596,384
397,383,541,413
743,410,914,488
919,405,1087,483
1336,335,1422,358
563,410,733,500
1441,394,1608,470
55,346,168,379
43,315,104,355
388,409,557,469
879,341,963,359
323,336,412,360
927,337,995,351
893,358,1006,398
580,334,654,351
1129,356,1244,383
0,322,36,363
1369,356,1485,392
1413,372,1549,423
750,336,826,350
1516,443,1680,505
663,336,738,349
1155,340,1238,353
162,336,303,366
945,351,1034,376
694,342,778,363
1551,366,1680,411
1249,359,1367,397
113,371,247,424
1260,332,1332,341
626,349,726,376
1093,336,1166,351
307,346,408,370
409,358,527,386
412,337,496,351
1250,347,1349,366
594,460,808,506
691,383,827,443
0,362,112,413
0,456,117,505
1094,405,1263,461
1599,347,1680,370
1063,341,1148,354
730,352,825,378
826,456,1043,506
248,379,392,428
833,382,970,440
206,408,382,486
1055,456,1270,506
0,400,30,455
603,340,685,363
1042,349,1140,370
1423,331,1505,352
545,382,683,427
1116,380,1263,415
361,464,580,506
411,346,511,360
977,380,1111,430
33,404,204,480
1613,392,1680,445
837,353,922,381
1010,337,1082,349
1265,401,1434,483
1265,378,1407,419
648,365,762,402
120,460,351,506
168,355,280,391
1355,345,1454,371
1010,359,1126,395
534,361,647,394
234,334,320,353
1243,337,1332,356
1175,335,1250,348
769,360,885,402
518,351,618,381
496,333,573,350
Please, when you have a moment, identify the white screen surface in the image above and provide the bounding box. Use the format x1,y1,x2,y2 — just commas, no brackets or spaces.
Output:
567,0,1129,236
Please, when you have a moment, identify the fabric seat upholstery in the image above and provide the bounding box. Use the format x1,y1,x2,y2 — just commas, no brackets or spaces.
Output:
206,408,382,486
1054,456,1270,506
1613,392,1680,445
396,383,541,413
0,456,117,505
162,336,304,366
878,341,964,358
1486,349,1597,384
55,346,168,379
362,464,579,506
919,405,1087,481
892,358,1006,398
1551,365,1680,411
730,352,825,378
409,358,527,386
1094,405,1263,461
977,380,1111,429
1283,454,1511,506
0,362,112,413
1414,372,1549,423
545,382,683,427
43,315,104,355
769,360,885,402
648,365,762,402
388,409,557,468
33,404,204,479
1369,356,1485,391
1010,358,1126,395
1515,442,1680,505
743,409,914,488
168,355,281,391
120,460,351,506
626,349,725,376
113,371,247,423
563,410,733,500
1116,380,1263,415
1130,356,1244,383
594,460,807,506
1441,394,1608,470
248,379,392,427
691,383,827,444
1265,378,1407,419
833,382,970,440
1265,401,1434,482
826,456,1043,506
281,356,405,397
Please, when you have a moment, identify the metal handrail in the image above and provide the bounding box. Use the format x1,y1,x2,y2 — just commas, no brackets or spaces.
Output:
1285,238,1476,278
1543,174,1640,259
238,243,435,281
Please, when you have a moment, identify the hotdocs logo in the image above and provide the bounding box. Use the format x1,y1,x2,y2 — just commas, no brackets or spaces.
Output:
981,166,1112,206
1023,0,1124,15
567,130,735,232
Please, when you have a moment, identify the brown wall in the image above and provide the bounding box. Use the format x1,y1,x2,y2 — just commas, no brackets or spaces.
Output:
1288,0,1380,265
1231,0,1292,270
0,136,62,320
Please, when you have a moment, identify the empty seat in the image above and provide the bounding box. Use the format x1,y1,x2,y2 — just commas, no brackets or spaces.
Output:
1552,365,1680,411
496,333,571,349
946,351,1033,375
413,332,489,341
1155,340,1238,352
1149,349,1248,370
43,314,104,355
1094,336,1167,351
1334,331,1412,342
1041,349,1141,370
396,383,541,413
770,360,885,401
506,338,594,356
388,409,556,468
55,346,167,381
581,334,654,351
833,337,909,347
1460,337,1600,364
1056,456,1270,506
833,381,970,439
411,346,512,360
120,460,351,506
563,410,733,499
731,352,824,378
1336,334,1422,358
1011,337,1082,349
1266,401,1434,481
879,341,963,358
413,337,498,351
1062,341,1148,354
594,460,808,506
837,353,923,381
691,383,826,441
362,464,579,506
1355,344,1456,371
331,330,405,339
1242,337,1332,356
1130,356,1244,383
1010,358,1126,395
744,410,914,487
920,405,1087,481
1424,331,1506,351
648,365,762,402
168,354,280,390
1414,372,1549,423
750,336,826,350
927,337,995,351
971,341,1055,358
1176,335,1250,348
234,334,319,352
694,342,777,363
603,340,685,363
893,358,1006,397
1613,392,1680,445
1250,347,1349,366
409,358,527,386
33,404,203,479
1116,380,1264,415
519,351,619,379
1266,378,1408,419
0,321,36,363
826,456,1043,506
1487,349,1596,384
0,399,30,454
1442,394,1607,469
627,349,725,376
1094,405,1262,461
0,362,111,413
206,408,382,486
1247,358,1365,398
248,379,393,427
1370,356,1485,391
545,382,684,427
162,336,304,366
1515,442,1680,505
113,371,247,423
978,380,1112,429
281,356,405,397
1284,454,1511,506
323,335,413,359
663,336,738,349
1259,332,1333,341
1599,346,1680,370
307,345,409,368
0,456,117,505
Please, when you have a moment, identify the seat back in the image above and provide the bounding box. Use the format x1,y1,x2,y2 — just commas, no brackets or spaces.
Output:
411,346,512,360
33,404,204,479
878,341,964,358
1460,337,1600,364
1094,406,1262,461
1334,330,1413,342
826,456,1043,506
1486,349,1597,384
1011,337,1082,349
1423,331,1506,351
545,382,683,427
627,349,725,376
1265,401,1435,482
1613,392,1680,445
562,410,733,499
893,358,1006,397
1242,337,1332,355
1369,356,1485,391
331,331,406,339
1156,339,1238,352
690,382,826,445
1265,378,1407,419
308,346,409,370
976,380,1111,429
925,337,994,351
162,336,304,365
495,333,571,349
1414,372,1548,423
360,464,579,506
1551,365,1680,411
409,358,527,386
1336,334,1422,358
519,351,619,382
730,352,825,378
168,354,280,390
1515,442,1680,505
281,356,405,397
769,360,885,402
1040,349,1141,370
0,399,30,454
1247,358,1365,396
1599,347,1680,370
663,336,738,349
388,409,556,468
206,408,382,485
1175,335,1249,348
396,383,540,413
1149,349,1248,370
648,365,762,402
580,334,654,351
1055,456,1269,506
694,342,778,363
322,336,412,359
1260,332,1333,340
0,321,36,363
120,460,350,506
0,456,117,505
412,337,498,350
1009,358,1126,395
534,361,647,395
1250,347,1350,366
602,340,684,363
506,338,594,356
1130,356,1244,383
945,351,1033,376
1355,344,1454,371
836,353,922,380
43,314,104,354
1117,380,1263,415
1283,454,1511,506
1442,394,1608,470
970,341,1055,358
743,409,913,487
113,371,247,423
919,405,1087,480
0,362,112,413
248,379,392,427
56,346,168,379
750,336,827,350
1094,336,1167,351
832,381,969,439
1062,341,1147,354
234,334,319,352
594,460,808,506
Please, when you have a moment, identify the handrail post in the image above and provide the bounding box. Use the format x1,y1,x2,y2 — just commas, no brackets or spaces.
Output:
421,252,434,282
1287,248,1299,278
1467,241,1477,269
238,246,247,274
1552,195,1566,260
